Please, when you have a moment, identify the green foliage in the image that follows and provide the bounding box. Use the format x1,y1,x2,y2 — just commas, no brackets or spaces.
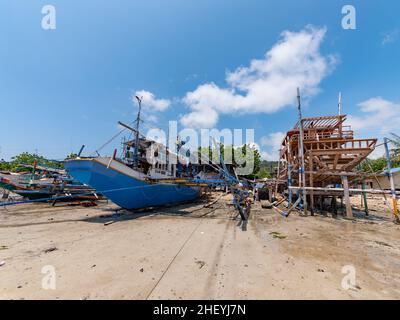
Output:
359,134,400,173
360,157,387,173
255,167,272,179
256,160,278,179
0,160,19,172
66,152,78,159
196,144,261,179
0,152,63,172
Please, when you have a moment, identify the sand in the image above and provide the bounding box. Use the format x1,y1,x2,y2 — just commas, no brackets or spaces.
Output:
0,193,399,300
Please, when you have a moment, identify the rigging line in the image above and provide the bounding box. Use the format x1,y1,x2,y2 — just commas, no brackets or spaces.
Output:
197,152,224,174
90,127,127,157
89,120,137,157
140,119,163,131
145,219,203,300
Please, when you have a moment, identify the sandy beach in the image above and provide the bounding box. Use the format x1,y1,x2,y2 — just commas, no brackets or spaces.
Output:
0,193,399,300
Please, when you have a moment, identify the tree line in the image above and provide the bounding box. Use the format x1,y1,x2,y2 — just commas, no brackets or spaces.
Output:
0,152,63,172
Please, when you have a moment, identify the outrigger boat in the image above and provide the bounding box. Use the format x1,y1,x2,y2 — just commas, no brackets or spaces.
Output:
0,167,99,201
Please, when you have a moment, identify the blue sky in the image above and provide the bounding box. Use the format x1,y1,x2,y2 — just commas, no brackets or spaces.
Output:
1,0,399,161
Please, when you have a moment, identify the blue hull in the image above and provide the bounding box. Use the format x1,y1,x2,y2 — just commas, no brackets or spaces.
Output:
64,159,200,210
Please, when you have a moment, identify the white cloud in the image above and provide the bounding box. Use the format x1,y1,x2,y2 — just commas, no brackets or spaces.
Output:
134,90,171,111
142,113,159,123
348,97,400,134
260,132,285,148
348,97,400,160
259,151,274,161
382,29,400,45
369,144,386,160
180,26,336,128
259,131,285,161
180,105,219,128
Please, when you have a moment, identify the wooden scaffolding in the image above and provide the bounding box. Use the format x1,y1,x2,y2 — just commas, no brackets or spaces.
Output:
278,114,377,217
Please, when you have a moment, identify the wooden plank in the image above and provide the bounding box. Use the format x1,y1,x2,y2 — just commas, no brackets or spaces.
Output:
309,153,314,214
333,154,340,170
341,175,353,219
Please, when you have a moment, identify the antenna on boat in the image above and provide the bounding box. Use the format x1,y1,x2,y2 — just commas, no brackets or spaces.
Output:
338,92,342,115
133,95,143,168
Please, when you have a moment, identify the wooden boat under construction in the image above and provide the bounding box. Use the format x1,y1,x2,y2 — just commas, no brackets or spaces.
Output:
279,114,377,187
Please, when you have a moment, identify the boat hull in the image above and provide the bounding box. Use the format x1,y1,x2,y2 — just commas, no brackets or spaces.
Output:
64,158,200,210
0,181,17,191
12,189,55,201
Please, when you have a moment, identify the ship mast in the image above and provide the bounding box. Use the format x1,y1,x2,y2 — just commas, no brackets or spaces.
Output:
133,95,142,168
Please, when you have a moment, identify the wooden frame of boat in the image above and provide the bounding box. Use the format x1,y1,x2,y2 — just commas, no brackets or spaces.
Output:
278,114,377,218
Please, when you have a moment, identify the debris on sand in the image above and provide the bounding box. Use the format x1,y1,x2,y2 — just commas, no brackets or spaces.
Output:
349,284,362,291
104,221,115,226
0,245,8,250
269,232,287,239
0,261,5,267
68,201,98,208
195,260,206,269
374,241,392,248
261,200,273,209
44,246,58,254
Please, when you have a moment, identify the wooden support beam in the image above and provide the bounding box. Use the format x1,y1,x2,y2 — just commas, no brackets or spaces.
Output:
304,171,373,177
309,153,314,215
341,175,353,219
289,186,400,195
341,154,369,172
362,181,369,216
333,154,339,170
313,155,328,170
332,196,338,216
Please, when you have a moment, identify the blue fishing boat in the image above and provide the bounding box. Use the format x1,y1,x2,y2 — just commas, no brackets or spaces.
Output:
65,156,200,210
65,96,201,210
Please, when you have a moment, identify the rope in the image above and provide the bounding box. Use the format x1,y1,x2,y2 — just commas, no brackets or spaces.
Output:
90,127,127,157
90,120,138,157
145,219,203,299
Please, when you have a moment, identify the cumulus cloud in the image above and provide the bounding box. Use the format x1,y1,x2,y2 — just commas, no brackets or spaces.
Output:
348,97,400,134
180,26,336,128
259,131,286,161
348,97,400,159
134,90,171,111
180,105,219,129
